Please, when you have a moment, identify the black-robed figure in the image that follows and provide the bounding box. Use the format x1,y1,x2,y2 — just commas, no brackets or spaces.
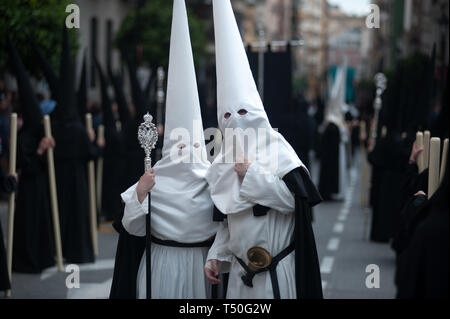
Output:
7,36,56,273
368,132,411,242
94,58,124,222
368,52,436,243
33,27,96,264
318,122,341,200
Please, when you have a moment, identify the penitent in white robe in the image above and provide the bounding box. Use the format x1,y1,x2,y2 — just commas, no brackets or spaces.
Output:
121,184,214,299
207,162,297,299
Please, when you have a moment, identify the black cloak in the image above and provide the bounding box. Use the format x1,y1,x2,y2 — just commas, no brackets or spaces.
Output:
94,57,124,222
48,27,95,263
318,122,341,200
7,35,56,274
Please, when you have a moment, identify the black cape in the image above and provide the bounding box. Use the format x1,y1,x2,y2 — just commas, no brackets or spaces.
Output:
52,120,96,263
283,167,323,299
318,123,340,200
109,218,146,299
12,128,55,273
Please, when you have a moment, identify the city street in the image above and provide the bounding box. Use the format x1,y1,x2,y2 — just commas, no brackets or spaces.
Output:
0,153,396,299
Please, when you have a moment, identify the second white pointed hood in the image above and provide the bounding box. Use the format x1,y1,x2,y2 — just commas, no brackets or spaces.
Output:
148,0,216,243
206,0,305,215
325,60,348,128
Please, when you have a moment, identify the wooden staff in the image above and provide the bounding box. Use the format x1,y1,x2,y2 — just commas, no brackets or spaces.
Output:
423,130,431,169
416,132,424,173
43,115,64,271
85,114,98,255
428,137,440,199
440,138,448,184
5,113,17,297
96,125,105,214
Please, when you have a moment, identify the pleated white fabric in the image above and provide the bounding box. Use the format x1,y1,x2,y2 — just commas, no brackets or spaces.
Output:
137,245,210,299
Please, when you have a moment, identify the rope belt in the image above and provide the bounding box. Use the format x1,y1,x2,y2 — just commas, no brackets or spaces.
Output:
234,242,295,299
150,235,214,248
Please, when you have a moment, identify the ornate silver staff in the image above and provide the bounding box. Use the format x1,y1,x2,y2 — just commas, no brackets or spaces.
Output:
138,112,158,299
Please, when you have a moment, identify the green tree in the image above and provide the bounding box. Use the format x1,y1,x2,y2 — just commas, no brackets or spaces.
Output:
0,0,77,76
115,0,206,69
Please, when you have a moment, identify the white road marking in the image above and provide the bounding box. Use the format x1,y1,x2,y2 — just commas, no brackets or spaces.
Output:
322,280,328,290
338,214,347,221
333,222,344,233
320,256,335,274
327,238,340,251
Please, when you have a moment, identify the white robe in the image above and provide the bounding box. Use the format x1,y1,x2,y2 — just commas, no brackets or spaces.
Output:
337,125,349,200
121,184,212,299
207,162,297,299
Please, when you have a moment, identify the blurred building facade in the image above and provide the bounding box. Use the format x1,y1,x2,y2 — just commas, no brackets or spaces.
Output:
327,4,370,81
71,0,449,108
369,0,449,74
296,0,328,99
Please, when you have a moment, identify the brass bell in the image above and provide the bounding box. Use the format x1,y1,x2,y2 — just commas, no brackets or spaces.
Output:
247,247,272,272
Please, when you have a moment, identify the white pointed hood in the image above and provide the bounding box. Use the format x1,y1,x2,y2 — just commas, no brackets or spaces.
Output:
149,0,216,242
206,0,305,215
325,59,348,128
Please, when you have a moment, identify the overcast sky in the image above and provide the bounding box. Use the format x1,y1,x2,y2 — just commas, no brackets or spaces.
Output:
328,0,371,16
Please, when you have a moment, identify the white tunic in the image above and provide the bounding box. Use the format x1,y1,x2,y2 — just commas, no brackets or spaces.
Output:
207,162,297,299
121,184,215,299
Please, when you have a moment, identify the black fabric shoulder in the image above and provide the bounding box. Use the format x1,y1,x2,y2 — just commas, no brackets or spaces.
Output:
283,166,323,207
213,205,227,222
253,204,271,216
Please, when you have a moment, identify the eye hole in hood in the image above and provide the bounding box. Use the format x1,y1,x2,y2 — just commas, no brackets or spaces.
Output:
238,109,248,115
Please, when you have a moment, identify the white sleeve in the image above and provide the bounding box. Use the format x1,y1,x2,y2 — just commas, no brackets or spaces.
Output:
121,183,148,237
239,162,295,213
207,219,232,273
